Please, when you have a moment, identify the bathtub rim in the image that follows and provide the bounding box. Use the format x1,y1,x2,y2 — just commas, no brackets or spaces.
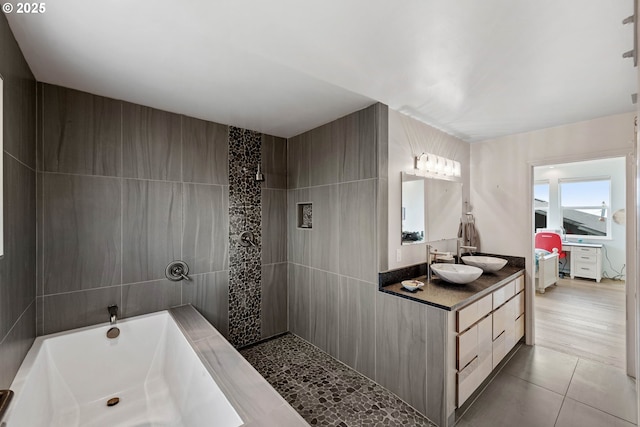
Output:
6,306,306,427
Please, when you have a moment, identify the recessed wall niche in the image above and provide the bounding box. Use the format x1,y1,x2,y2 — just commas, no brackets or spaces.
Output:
297,203,313,229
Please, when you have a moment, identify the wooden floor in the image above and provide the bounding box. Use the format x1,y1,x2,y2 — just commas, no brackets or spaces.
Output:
534,277,626,369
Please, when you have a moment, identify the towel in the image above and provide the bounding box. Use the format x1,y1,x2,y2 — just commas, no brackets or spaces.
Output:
458,220,480,251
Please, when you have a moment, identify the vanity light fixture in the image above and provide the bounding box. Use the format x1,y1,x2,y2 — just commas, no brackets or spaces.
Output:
415,153,461,178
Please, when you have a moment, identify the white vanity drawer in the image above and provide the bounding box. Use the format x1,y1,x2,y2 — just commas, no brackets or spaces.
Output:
492,280,515,309
514,275,524,293
457,324,478,370
457,356,478,406
515,291,525,318
515,313,525,341
504,298,517,349
492,300,509,339
457,351,492,407
457,294,493,332
492,332,508,369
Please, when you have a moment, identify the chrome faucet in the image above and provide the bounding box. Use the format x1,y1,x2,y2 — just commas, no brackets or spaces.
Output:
108,305,118,326
457,239,477,261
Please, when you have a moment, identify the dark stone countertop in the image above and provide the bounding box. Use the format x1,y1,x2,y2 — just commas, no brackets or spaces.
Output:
380,264,525,311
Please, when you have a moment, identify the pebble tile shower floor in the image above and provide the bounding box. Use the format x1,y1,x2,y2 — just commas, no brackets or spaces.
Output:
240,334,436,426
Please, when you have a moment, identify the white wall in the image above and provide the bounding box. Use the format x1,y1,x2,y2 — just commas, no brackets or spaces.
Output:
470,111,637,360
388,109,470,270
470,112,635,258
534,158,627,279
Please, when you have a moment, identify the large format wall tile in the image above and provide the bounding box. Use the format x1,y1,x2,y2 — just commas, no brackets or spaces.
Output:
122,103,181,181
122,278,181,318
183,271,230,338
183,184,228,274
288,263,310,341
338,276,375,379
42,84,121,176
261,135,287,189
262,189,286,265
375,292,427,414
4,77,36,168
309,123,338,186
338,179,377,283
287,132,310,189
309,184,339,273
337,104,377,183
0,156,36,339
261,263,287,339
309,269,339,358
182,117,228,185
122,179,182,284
42,286,121,335
0,302,35,389
42,173,121,294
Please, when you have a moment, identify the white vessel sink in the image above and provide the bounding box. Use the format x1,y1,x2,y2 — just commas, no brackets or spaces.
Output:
430,263,483,284
461,256,508,273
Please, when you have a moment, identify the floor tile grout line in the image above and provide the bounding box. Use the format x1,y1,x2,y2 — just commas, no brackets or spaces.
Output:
564,357,637,424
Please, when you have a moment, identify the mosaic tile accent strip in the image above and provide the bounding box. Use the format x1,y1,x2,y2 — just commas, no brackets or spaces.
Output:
240,334,437,427
229,126,263,347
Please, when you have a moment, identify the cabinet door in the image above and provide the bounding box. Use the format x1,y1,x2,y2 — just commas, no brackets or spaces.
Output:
458,324,478,370
503,298,517,350
515,291,525,318
457,356,478,406
476,315,493,386
514,275,524,293
492,301,508,339
458,294,492,333
515,313,525,341
492,331,507,369
492,280,515,309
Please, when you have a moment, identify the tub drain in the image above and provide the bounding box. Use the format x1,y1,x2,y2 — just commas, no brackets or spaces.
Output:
107,397,120,407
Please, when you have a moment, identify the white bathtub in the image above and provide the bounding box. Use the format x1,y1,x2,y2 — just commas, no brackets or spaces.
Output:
3,311,244,427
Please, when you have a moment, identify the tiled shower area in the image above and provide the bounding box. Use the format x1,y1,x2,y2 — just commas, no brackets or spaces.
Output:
35,84,289,346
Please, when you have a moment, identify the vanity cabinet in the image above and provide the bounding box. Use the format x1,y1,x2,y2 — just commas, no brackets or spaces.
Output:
455,274,525,407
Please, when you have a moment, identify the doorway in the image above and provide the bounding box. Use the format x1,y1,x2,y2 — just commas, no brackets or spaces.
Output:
532,157,628,370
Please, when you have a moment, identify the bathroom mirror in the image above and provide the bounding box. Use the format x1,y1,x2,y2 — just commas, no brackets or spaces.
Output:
401,172,463,245
426,178,462,241
401,173,426,245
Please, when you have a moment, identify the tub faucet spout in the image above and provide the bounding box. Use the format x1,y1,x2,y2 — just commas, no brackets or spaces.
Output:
108,305,118,325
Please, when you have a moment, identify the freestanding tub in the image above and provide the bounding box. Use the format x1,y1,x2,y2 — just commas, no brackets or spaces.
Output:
3,310,244,427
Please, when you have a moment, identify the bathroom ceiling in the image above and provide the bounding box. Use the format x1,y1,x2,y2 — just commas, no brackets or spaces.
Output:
6,0,636,141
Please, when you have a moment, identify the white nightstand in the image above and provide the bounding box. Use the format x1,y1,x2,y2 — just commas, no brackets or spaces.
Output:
562,242,603,283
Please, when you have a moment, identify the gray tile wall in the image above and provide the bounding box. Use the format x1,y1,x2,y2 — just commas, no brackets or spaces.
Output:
286,103,450,424
0,13,37,389
260,133,288,341
37,84,288,348
287,103,384,379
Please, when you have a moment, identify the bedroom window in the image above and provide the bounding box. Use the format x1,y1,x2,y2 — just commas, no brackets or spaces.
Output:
534,181,549,232
559,178,611,238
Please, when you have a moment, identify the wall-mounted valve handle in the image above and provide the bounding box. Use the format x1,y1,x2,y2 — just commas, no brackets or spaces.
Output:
165,261,191,281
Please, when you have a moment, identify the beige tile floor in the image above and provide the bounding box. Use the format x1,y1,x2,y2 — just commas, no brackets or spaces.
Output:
456,345,638,427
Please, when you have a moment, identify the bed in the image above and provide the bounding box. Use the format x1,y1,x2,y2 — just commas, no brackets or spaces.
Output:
535,249,559,293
